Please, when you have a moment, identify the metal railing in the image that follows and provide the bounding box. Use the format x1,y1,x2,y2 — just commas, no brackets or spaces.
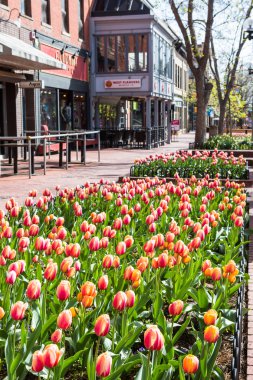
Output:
0,130,100,179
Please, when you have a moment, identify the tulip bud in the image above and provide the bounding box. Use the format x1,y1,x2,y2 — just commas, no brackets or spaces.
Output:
102,254,113,269
203,309,218,326
26,279,41,300
125,290,135,308
51,329,62,343
6,270,17,285
204,325,220,343
44,262,58,281
112,291,127,311
115,241,126,256
124,265,134,280
144,325,164,351
43,344,64,368
96,352,112,378
168,300,184,316
81,281,97,297
10,301,28,320
94,314,110,336
211,267,221,281
56,280,71,301
89,236,100,251
57,309,72,330
98,275,109,290
32,350,44,373
183,354,199,374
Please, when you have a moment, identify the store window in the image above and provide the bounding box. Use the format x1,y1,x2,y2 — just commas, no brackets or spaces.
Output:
153,34,159,74
96,34,148,73
60,90,72,130
61,0,69,34
73,93,86,129
21,0,32,16
78,0,84,40
117,35,126,72
41,0,50,24
40,88,57,130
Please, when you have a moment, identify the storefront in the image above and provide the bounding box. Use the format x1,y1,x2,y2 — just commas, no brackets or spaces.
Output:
37,33,89,132
90,0,176,147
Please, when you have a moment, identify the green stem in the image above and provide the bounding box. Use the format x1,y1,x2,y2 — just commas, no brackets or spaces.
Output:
94,337,101,379
147,350,151,380
170,317,174,340
111,312,118,351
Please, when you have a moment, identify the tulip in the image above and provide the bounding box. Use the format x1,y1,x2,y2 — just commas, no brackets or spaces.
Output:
158,252,169,268
102,254,113,269
112,256,120,268
26,279,41,300
57,227,67,240
56,280,71,301
115,241,126,256
74,260,81,271
137,256,149,272
98,275,109,290
89,236,100,251
51,329,62,343
32,350,44,372
168,300,184,316
125,290,135,308
183,354,199,374
202,259,212,273
57,309,72,330
44,261,58,281
94,314,110,336
81,281,97,297
43,344,64,368
211,267,222,281
65,243,81,258
60,257,73,273
6,270,17,285
124,265,134,280
203,309,218,326
96,352,112,378
82,295,94,308
204,325,220,343
144,325,164,351
10,301,28,320
112,291,127,311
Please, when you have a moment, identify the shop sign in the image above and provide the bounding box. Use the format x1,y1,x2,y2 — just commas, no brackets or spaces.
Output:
171,119,180,131
19,80,44,89
104,79,141,89
40,44,86,81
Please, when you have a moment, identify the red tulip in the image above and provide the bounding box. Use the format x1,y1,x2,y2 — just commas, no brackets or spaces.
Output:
102,254,113,269
56,280,71,301
204,325,220,343
26,279,41,300
57,309,72,330
43,344,64,368
168,300,184,316
51,329,62,343
10,301,28,320
211,267,221,281
6,270,17,285
112,291,127,311
183,354,199,374
124,265,134,280
89,236,100,251
98,275,109,290
44,261,58,281
96,352,112,378
32,350,44,372
144,325,164,350
94,314,110,336
115,241,126,255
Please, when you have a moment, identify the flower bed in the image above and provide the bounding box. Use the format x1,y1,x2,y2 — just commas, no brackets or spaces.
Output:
130,150,248,180
0,177,247,379
203,135,253,150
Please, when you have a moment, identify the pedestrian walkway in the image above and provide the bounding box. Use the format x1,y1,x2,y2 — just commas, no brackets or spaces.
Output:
0,131,195,209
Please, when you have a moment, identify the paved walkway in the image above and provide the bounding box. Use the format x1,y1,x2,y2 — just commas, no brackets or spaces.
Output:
0,132,195,208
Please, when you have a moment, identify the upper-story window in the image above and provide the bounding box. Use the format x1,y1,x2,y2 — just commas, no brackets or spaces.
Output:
21,0,32,17
42,0,50,24
78,0,84,40
61,0,69,34
96,34,148,74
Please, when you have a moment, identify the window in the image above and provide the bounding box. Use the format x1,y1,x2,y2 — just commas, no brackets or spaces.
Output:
61,0,69,34
41,0,50,24
41,88,57,130
96,34,148,73
0,1,8,5
78,0,84,40
21,0,32,17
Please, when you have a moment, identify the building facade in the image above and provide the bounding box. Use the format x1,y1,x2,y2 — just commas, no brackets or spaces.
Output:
0,0,90,156
90,0,177,146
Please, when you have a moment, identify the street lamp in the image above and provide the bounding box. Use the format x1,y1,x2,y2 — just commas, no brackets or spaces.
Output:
244,18,253,140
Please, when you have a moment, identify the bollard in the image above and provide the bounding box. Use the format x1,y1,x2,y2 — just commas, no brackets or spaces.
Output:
43,138,47,175
28,137,32,179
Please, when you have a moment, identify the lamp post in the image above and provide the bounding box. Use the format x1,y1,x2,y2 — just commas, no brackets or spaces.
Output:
244,18,253,140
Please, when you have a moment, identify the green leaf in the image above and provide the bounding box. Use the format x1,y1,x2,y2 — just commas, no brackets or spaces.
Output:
114,326,143,354
87,344,94,380
41,314,57,340
106,355,141,380
172,317,191,345
206,337,222,379
61,348,87,377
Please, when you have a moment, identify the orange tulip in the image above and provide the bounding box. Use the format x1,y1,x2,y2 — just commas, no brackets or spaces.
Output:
60,257,73,273
0,307,5,320
44,261,58,281
82,296,94,308
81,281,97,297
204,325,220,343
112,256,120,268
203,309,218,326
32,350,44,372
144,325,164,351
125,290,135,308
94,314,110,336
102,254,113,269
183,354,199,374
136,256,149,272
131,269,141,283
124,265,134,280
57,309,72,330
10,301,28,320
96,352,112,378
26,279,41,300
202,259,212,273
211,267,221,281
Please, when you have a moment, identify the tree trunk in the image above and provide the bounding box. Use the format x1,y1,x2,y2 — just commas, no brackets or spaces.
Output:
218,101,226,135
195,77,206,147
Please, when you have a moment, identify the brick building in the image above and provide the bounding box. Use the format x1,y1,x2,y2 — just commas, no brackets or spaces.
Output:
0,0,91,156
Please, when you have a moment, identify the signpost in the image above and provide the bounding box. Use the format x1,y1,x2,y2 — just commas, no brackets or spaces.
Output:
18,80,44,89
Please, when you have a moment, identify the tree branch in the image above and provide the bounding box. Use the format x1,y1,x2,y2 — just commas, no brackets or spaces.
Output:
188,0,200,62
200,0,214,70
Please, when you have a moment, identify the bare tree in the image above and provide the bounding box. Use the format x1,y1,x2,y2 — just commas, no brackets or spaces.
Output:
210,1,253,134
169,0,214,146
